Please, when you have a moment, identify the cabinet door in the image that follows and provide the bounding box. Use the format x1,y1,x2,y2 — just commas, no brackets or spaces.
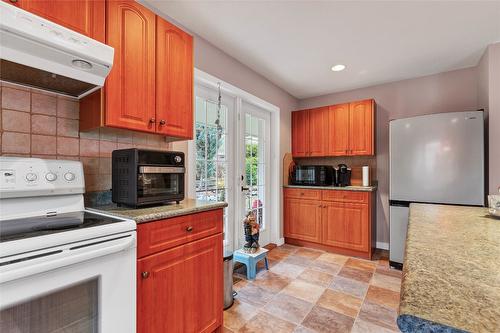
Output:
156,17,194,139
328,104,350,156
349,99,374,155
284,198,322,243
322,202,369,252
308,107,329,156
6,0,105,42
291,110,310,157
106,0,156,132
137,234,223,333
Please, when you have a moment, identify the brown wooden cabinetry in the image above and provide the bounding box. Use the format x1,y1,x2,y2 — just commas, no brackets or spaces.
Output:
137,209,223,333
284,197,322,243
3,0,105,42
284,188,374,259
78,0,193,139
308,106,329,157
291,99,375,157
291,110,309,157
156,17,194,138
105,0,156,132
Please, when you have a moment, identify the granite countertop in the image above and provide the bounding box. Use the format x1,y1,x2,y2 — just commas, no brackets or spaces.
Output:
88,198,228,223
283,184,377,192
398,203,500,333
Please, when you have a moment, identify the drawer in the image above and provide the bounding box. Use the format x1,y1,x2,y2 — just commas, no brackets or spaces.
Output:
284,188,322,200
137,209,223,258
321,190,369,203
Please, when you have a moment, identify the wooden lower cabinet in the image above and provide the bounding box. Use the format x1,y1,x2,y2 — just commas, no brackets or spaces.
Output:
284,197,322,243
322,202,369,253
137,211,223,333
284,188,374,259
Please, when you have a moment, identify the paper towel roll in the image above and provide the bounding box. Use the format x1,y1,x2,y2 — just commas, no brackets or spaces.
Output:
362,166,369,187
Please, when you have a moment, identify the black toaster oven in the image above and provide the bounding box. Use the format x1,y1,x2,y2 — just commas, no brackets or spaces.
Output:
112,149,185,207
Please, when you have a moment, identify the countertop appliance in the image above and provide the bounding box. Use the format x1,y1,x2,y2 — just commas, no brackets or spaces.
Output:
334,164,352,187
0,157,136,332
0,1,114,98
389,111,484,268
291,165,333,186
112,148,185,207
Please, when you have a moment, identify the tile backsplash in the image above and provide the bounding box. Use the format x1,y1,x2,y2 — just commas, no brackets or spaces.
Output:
0,82,172,192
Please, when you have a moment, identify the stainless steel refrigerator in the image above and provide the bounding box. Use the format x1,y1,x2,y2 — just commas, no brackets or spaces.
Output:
389,111,485,268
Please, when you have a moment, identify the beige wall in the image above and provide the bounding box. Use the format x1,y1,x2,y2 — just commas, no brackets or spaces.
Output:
298,67,479,243
487,43,500,194
477,43,500,194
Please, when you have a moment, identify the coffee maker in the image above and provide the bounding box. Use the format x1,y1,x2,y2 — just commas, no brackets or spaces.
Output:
334,164,351,187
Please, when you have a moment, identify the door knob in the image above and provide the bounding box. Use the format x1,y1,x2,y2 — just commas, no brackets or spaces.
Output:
141,271,150,279
186,226,193,232
149,118,156,124
159,119,166,126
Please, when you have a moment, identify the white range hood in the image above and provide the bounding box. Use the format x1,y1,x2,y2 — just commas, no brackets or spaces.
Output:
0,2,114,98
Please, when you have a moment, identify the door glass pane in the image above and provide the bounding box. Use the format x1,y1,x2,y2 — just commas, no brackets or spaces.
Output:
0,279,98,333
244,113,267,231
195,96,229,240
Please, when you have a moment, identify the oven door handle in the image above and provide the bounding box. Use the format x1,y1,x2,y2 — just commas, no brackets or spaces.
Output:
0,233,136,283
138,166,185,174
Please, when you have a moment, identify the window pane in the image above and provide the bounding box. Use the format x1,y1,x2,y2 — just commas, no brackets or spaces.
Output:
195,125,206,160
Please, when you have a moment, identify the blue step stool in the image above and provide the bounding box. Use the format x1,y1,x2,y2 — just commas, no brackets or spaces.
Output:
233,248,269,280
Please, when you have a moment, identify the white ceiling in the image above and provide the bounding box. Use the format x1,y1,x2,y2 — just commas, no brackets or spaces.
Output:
146,1,500,99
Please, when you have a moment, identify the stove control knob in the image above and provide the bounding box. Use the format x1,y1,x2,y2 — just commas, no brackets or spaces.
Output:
45,172,57,182
25,172,37,182
64,172,76,181
174,155,182,163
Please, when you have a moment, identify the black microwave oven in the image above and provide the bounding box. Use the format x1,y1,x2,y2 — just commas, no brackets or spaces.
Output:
112,149,185,207
291,165,333,186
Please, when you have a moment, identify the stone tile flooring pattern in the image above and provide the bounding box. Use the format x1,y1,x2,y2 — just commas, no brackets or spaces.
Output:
224,245,403,333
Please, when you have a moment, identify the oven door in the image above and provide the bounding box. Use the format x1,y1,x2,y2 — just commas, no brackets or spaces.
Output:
137,166,185,204
0,232,136,333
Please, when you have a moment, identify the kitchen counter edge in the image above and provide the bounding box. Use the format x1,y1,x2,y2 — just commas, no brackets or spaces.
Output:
283,184,377,192
88,199,228,224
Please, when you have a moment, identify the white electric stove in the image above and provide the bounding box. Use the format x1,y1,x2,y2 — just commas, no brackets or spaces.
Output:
0,157,136,333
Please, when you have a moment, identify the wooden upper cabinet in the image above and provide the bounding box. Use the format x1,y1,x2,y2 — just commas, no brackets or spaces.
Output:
349,99,374,155
284,196,322,243
328,103,350,156
156,17,194,139
291,99,375,157
137,234,223,333
5,0,105,42
308,106,329,156
105,0,156,132
292,110,310,157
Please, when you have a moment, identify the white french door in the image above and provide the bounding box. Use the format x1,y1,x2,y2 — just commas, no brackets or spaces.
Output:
236,102,271,249
192,83,273,251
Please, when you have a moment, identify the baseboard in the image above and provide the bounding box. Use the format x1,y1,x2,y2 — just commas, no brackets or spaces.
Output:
276,238,285,246
376,242,389,250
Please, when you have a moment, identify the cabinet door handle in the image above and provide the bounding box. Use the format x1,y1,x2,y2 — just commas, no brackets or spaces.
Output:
141,271,150,279
159,119,166,126
149,118,156,124
186,226,193,232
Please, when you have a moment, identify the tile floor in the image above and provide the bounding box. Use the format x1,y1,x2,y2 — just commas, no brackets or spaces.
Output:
224,245,402,333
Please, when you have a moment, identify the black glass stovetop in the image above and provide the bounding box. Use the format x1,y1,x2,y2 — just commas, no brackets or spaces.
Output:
0,211,125,243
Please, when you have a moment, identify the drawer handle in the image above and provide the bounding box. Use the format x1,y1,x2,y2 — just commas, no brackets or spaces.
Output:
186,226,193,232
300,192,304,196
141,271,150,279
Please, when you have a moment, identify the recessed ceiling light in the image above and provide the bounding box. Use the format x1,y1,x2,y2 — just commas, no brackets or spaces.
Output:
331,64,346,72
